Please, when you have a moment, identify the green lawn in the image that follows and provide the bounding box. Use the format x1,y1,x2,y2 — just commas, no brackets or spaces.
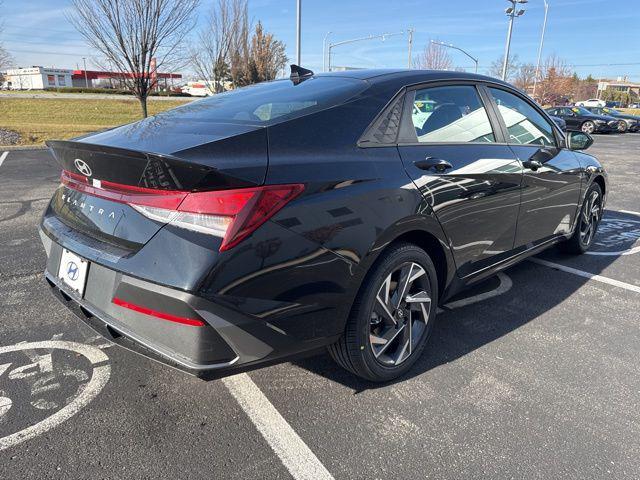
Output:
0,97,187,146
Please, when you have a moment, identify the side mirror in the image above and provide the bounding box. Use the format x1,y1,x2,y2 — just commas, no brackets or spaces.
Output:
567,131,593,151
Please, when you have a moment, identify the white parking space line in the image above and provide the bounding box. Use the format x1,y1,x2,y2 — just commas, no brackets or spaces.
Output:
223,373,334,480
619,210,640,217
530,258,640,294
0,151,8,168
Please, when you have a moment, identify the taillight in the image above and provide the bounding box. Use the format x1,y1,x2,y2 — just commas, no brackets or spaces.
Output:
61,170,304,251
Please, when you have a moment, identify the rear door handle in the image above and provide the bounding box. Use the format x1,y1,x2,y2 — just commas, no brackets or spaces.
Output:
414,157,453,173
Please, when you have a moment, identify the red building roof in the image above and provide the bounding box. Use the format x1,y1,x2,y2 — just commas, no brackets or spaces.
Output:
71,70,182,80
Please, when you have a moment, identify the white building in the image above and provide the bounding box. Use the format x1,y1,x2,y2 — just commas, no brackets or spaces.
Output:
4,66,73,90
597,76,640,97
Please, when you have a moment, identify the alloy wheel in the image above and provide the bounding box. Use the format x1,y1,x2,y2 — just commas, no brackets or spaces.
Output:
579,190,601,246
582,121,595,134
369,262,432,366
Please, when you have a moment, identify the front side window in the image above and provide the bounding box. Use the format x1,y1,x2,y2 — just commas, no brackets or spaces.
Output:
409,85,495,143
488,87,556,146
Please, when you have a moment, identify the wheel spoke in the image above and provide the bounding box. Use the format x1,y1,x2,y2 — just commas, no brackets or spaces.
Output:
382,274,392,305
393,263,414,308
375,295,397,326
370,324,405,358
581,206,590,224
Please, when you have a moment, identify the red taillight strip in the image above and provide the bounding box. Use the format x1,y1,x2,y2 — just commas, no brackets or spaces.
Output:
112,297,206,327
61,170,188,210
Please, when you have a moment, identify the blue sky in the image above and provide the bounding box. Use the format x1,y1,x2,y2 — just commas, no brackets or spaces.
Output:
2,0,640,81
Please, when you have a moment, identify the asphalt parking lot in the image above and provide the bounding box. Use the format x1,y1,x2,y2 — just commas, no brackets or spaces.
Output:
1,135,639,479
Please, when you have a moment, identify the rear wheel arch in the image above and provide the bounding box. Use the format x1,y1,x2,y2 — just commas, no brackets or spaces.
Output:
592,174,606,198
355,226,452,306
389,230,449,300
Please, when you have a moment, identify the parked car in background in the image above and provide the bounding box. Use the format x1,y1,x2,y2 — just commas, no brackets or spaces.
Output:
40,68,607,382
584,106,640,132
629,103,640,109
550,115,567,132
575,98,606,107
546,106,622,134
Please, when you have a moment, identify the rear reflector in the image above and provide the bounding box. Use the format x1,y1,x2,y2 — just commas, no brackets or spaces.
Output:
112,297,205,327
61,170,304,251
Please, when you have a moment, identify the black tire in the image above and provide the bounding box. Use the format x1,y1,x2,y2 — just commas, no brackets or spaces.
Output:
581,121,596,134
559,182,603,254
328,243,438,382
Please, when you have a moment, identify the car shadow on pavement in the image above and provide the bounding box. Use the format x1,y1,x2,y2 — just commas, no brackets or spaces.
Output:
290,210,638,392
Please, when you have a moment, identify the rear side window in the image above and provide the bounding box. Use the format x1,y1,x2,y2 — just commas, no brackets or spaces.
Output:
154,77,367,126
408,85,495,143
488,87,556,146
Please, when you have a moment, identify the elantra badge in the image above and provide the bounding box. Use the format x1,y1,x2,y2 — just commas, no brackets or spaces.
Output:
74,158,92,177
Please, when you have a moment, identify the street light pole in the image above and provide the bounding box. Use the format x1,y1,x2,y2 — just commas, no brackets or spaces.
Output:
296,0,301,65
430,40,478,73
327,31,404,72
82,57,89,88
501,0,527,81
323,31,332,72
532,0,549,97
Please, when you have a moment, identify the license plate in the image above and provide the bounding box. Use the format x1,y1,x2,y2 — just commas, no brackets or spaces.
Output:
58,249,89,296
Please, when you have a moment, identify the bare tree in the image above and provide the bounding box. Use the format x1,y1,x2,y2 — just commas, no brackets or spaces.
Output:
414,41,452,70
513,63,536,92
191,0,247,94
68,0,199,117
229,5,251,88
0,3,13,74
487,54,520,81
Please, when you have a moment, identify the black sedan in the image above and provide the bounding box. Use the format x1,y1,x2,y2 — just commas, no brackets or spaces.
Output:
550,115,567,132
584,106,640,132
40,67,607,382
546,105,622,134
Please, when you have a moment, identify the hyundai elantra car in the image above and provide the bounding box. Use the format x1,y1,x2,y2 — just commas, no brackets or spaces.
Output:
40,67,607,382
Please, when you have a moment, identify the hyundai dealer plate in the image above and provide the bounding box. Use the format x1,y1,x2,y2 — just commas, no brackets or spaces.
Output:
58,249,89,295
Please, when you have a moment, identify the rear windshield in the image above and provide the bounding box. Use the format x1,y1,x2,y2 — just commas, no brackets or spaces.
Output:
158,77,368,126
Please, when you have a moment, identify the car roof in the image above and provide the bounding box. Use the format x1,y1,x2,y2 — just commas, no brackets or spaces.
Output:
314,68,513,89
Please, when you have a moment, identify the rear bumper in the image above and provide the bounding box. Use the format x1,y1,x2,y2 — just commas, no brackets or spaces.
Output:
41,231,337,378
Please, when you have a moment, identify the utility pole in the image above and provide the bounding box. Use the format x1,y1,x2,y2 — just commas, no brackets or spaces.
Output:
407,28,414,68
532,0,549,97
296,0,301,65
502,0,527,81
82,57,89,88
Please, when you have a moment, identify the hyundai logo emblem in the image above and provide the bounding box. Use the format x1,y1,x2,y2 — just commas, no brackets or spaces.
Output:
66,261,80,281
74,158,92,177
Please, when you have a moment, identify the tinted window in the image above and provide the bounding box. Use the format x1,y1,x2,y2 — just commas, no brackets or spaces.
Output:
488,88,556,146
409,85,495,143
153,77,367,126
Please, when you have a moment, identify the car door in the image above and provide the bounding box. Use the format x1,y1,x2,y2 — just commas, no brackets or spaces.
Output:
397,83,523,277
559,107,582,130
484,86,582,248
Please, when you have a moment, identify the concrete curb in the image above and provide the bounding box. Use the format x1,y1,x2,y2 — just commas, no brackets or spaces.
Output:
0,145,48,151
